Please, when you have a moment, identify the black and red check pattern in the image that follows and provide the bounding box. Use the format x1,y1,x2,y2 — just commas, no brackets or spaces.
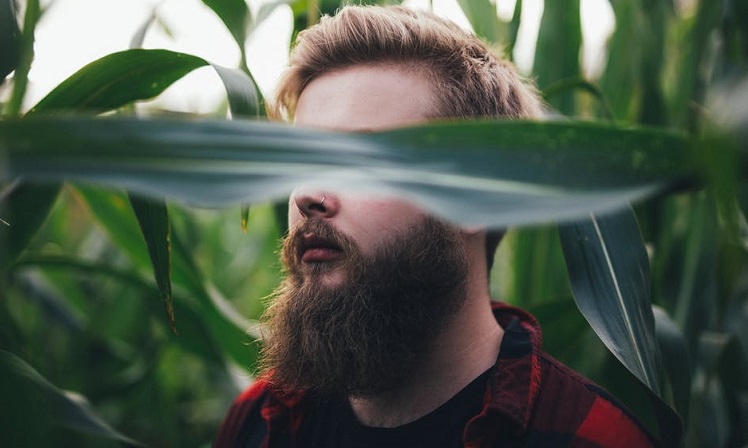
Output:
215,302,660,447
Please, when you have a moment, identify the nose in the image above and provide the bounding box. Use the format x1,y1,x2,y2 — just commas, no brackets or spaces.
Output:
290,189,339,220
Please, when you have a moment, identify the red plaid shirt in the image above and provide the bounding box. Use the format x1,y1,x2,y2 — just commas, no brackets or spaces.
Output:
215,302,660,447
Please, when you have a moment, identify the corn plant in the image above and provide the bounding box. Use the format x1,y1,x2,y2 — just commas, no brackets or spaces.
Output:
0,0,746,446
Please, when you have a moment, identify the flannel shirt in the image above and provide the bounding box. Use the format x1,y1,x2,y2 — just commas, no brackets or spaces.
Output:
215,302,660,447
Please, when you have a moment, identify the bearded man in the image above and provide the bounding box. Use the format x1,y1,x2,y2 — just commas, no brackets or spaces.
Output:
215,5,660,448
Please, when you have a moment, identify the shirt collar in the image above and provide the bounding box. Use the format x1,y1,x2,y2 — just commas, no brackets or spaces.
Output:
464,302,543,443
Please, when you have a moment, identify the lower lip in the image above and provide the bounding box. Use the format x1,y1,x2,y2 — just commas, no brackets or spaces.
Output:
301,248,342,263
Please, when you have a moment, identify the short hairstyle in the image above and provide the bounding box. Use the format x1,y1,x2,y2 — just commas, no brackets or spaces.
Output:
270,5,544,271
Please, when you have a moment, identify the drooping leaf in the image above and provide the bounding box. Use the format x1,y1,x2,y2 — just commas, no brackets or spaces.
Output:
0,0,21,83
129,194,175,334
0,117,696,229
202,0,250,62
559,207,684,445
27,49,258,117
210,62,259,117
559,206,661,392
0,182,60,268
72,187,259,368
0,350,140,446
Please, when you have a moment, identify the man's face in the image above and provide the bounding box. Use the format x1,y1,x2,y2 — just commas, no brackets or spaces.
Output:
260,64,469,396
287,63,441,286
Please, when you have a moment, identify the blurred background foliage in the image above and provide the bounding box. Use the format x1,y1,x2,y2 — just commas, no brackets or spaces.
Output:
1,0,747,446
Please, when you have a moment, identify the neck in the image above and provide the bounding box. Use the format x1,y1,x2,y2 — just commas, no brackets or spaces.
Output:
349,266,503,427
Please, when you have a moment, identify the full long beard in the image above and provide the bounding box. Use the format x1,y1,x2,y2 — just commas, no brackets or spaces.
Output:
259,216,468,398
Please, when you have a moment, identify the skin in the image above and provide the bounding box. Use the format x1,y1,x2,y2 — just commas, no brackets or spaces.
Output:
291,63,505,427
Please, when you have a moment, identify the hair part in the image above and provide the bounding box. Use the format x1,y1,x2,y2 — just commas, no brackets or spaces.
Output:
270,5,543,271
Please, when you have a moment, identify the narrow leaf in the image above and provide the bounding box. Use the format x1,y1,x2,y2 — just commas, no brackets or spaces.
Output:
534,0,582,115
128,194,175,334
28,49,205,114
507,0,522,58
0,117,695,229
559,206,661,393
209,62,259,118
559,207,685,445
202,0,250,61
27,49,259,117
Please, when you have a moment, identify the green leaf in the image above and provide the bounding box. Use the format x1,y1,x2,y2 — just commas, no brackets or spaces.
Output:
5,0,40,116
27,49,259,117
541,76,615,121
0,0,21,82
0,117,694,228
27,49,204,115
559,206,661,392
0,182,60,268
559,207,684,445
671,0,722,130
72,187,260,369
129,194,175,334
202,0,250,62
506,0,522,58
533,0,582,115
504,226,570,305
210,62,259,117
0,350,140,446
456,0,502,43
12,254,232,367
599,0,641,122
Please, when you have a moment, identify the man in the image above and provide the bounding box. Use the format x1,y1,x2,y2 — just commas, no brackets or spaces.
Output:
216,5,659,447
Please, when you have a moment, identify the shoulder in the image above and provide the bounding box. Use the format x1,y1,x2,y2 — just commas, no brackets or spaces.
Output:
214,378,309,448
214,379,273,448
530,353,660,448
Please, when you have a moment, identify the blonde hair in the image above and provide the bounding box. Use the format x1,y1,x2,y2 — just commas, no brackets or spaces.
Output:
268,5,543,121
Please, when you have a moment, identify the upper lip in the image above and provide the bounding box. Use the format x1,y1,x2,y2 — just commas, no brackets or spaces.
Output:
298,233,342,258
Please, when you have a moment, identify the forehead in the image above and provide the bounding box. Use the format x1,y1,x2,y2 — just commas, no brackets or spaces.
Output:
294,64,437,132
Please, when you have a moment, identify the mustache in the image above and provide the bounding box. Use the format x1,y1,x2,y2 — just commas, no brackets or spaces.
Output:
282,219,356,268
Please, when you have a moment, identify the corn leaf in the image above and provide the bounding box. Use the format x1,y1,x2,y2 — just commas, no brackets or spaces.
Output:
559,207,661,392
129,194,175,333
533,0,581,115
0,117,695,228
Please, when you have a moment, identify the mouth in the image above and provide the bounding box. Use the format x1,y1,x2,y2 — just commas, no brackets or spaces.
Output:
298,233,344,263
